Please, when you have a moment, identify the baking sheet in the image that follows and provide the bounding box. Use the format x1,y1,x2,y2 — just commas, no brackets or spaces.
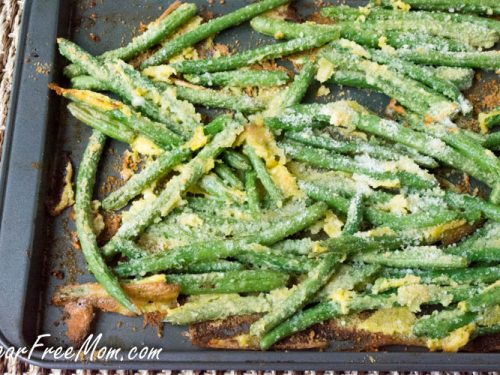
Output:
0,0,498,370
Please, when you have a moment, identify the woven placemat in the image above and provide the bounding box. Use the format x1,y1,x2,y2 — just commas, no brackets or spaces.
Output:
0,0,23,154
0,1,498,374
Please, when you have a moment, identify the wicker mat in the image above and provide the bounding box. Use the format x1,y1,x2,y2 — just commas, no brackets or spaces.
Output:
0,0,22,154
0,1,498,374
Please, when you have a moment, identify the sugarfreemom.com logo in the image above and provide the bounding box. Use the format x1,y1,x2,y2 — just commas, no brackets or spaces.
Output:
0,334,163,362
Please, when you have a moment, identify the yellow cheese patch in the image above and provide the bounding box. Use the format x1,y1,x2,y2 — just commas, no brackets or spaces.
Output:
358,307,416,336
316,85,331,97
365,226,397,237
131,136,163,156
64,88,120,111
426,324,475,352
477,305,500,327
391,0,411,11
245,123,286,167
424,219,467,243
372,274,421,294
268,164,302,198
323,211,344,238
312,242,328,254
142,65,177,82
91,200,105,236
330,289,355,314
186,126,208,151
315,57,335,83
177,213,204,228
396,284,432,312
376,194,409,215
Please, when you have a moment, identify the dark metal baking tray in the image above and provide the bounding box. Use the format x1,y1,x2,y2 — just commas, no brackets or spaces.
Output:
0,0,498,370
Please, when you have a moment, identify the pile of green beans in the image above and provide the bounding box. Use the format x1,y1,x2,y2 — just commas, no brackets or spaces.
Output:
54,0,500,354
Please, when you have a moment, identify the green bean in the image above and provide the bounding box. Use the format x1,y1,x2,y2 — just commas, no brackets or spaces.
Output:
326,101,497,188
328,69,378,91
186,195,248,215
102,118,242,258
170,81,266,113
100,118,228,212
70,75,110,91
144,200,322,245
67,103,135,144
433,67,474,91
250,251,345,340
260,293,392,350
280,58,317,108
414,282,499,339
243,144,283,207
356,246,469,270
341,25,472,52
322,42,460,120
395,49,500,70
366,208,464,232
321,233,405,254
245,171,260,214
250,16,471,52
317,263,381,300
170,33,339,74
446,221,500,263
343,192,364,235
115,202,328,276
72,75,265,114
250,15,339,40
298,180,349,214
165,290,291,325
369,49,471,114
473,325,500,339
262,281,479,349
102,147,191,211
382,266,500,286
184,70,290,88
75,130,138,314
271,238,316,256
167,270,290,295
461,283,500,312
214,163,243,189
330,18,497,49
373,0,500,16
223,150,251,171
414,309,476,339
60,86,183,148
484,131,500,151
241,201,328,245
324,5,500,33
284,129,438,168
141,0,291,68
298,178,464,231
114,240,249,277
235,250,317,274
58,40,196,137
180,260,245,274
281,139,437,190
444,191,500,222
491,184,500,206
403,113,500,179
112,239,149,260
290,162,363,197
199,173,245,203
103,59,201,136
64,3,198,78
479,107,500,133
265,105,329,132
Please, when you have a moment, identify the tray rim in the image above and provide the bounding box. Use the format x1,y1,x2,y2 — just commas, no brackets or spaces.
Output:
0,0,498,370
